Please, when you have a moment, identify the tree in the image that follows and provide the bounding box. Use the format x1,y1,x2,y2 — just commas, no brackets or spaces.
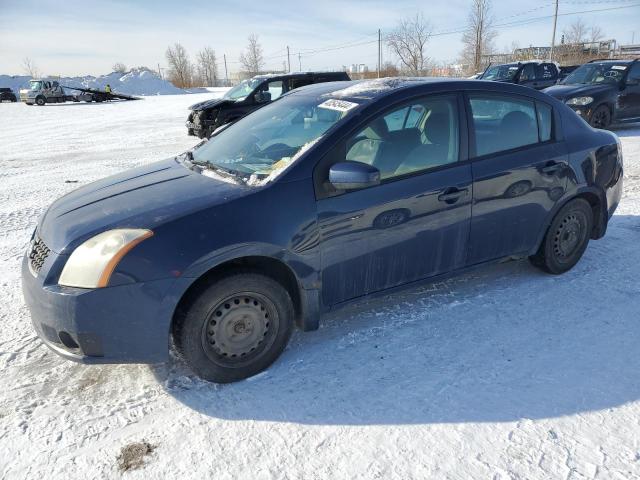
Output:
195,47,218,87
386,13,432,75
165,43,193,88
563,18,589,44
239,34,265,76
112,62,128,73
460,0,496,74
22,57,40,78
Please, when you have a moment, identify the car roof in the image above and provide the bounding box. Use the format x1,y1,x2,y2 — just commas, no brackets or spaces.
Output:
252,71,346,81
587,59,633,64
286,76,559,106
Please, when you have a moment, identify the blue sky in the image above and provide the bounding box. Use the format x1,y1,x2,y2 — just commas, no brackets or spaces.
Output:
0,0,638,76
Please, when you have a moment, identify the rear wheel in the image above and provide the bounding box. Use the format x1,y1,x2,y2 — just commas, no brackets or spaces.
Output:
530,198,593,274
589,105,611,129
174,273,294,383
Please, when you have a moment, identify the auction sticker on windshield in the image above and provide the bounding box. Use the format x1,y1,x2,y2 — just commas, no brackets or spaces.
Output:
319,99,359,113
611,65,628,70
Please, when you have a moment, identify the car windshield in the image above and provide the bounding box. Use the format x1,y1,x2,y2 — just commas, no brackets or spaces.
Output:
482,65,519,81
191,95,359,186
29,81,42,91
563,63,628,85
223,78,263,101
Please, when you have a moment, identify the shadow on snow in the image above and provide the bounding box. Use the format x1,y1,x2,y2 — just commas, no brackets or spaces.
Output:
151,213,640,426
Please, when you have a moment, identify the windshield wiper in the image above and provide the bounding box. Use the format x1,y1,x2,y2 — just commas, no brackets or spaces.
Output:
188,158,246,183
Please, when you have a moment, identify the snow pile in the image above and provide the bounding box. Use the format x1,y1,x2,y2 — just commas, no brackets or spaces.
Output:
0,68,186,96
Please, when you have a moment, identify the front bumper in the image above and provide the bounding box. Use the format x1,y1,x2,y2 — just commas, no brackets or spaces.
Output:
21,250,184,364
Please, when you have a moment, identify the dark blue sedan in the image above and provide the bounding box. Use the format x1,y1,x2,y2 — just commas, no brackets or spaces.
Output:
22,78,624,383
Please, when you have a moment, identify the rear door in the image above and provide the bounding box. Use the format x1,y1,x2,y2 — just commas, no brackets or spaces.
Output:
466,93,568,264
316,94,472,306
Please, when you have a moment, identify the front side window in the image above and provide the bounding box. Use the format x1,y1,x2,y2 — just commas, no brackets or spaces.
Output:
266,80,283,101
345,96,459,180
537,63,557,79
470,95,540,156
192,95,358,185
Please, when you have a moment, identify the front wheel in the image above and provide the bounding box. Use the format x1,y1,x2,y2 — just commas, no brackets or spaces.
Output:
174,273,294,383
529,198,593,274
35,96,46,106
589,105,611,129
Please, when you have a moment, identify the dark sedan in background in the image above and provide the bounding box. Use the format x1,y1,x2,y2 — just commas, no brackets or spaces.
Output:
479,61,560,90
544,58,640,128
186,71,350,138
23,78,623,383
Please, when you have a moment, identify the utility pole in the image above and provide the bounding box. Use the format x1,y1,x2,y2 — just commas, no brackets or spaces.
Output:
298,52,302,72
377,28,381,78
550,0,559,61
223,54,229,86
157,63,162,80
287,46,291,73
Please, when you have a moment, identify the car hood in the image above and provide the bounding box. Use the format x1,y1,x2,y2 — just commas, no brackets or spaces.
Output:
38,157,250,254
543,83,615,101
188,98,233,111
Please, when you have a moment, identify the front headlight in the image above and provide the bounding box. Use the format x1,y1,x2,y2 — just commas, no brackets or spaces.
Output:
566,96,593,106
59,229,153,288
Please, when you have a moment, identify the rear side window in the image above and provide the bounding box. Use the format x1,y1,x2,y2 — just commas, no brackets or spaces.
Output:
469,95,541,156
536,102,553,142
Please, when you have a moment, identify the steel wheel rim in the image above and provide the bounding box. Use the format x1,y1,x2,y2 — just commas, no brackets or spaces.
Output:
553,212,587,262
201,292,279,367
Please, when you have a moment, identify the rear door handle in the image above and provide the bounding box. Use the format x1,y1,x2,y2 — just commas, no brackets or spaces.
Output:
438,187,468,203
541,163,564,175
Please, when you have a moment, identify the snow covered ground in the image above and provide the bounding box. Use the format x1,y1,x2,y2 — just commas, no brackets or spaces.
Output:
1,95,639,479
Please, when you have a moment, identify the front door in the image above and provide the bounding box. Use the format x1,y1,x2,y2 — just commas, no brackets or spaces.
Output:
316,94,473,306
466,93,568,264
618,62,640,121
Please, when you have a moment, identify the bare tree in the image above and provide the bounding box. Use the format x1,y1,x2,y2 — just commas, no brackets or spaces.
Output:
563,18,589,44
386,13,432,75
22,57,40,78
112,62,128,73
239,34,265,76
165,43,193,88
195,47,218,87
460,0,496,73
589,25,604,44
559,19,606,64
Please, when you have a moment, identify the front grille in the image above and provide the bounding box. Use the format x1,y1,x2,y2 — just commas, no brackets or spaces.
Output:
29,236,51,275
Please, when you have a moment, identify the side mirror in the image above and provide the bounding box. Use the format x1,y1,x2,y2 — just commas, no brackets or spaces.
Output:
329,161,380,190
254,91,271,103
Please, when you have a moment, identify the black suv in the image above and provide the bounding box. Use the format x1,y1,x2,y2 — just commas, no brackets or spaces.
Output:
479,61,559,90
0,88,17,102
186,71,350,138
544,58,640,129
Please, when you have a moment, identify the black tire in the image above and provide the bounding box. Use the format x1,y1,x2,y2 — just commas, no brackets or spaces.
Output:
529,198,593,274
174,273,294,383
589,105,611,129
35,96,46,106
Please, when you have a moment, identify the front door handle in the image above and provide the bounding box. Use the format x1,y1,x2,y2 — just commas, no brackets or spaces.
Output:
541,162,564,175
438,187,468,203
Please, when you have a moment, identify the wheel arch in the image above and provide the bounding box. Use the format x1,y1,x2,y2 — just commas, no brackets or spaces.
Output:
531,187,607,255
171,254,318,344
